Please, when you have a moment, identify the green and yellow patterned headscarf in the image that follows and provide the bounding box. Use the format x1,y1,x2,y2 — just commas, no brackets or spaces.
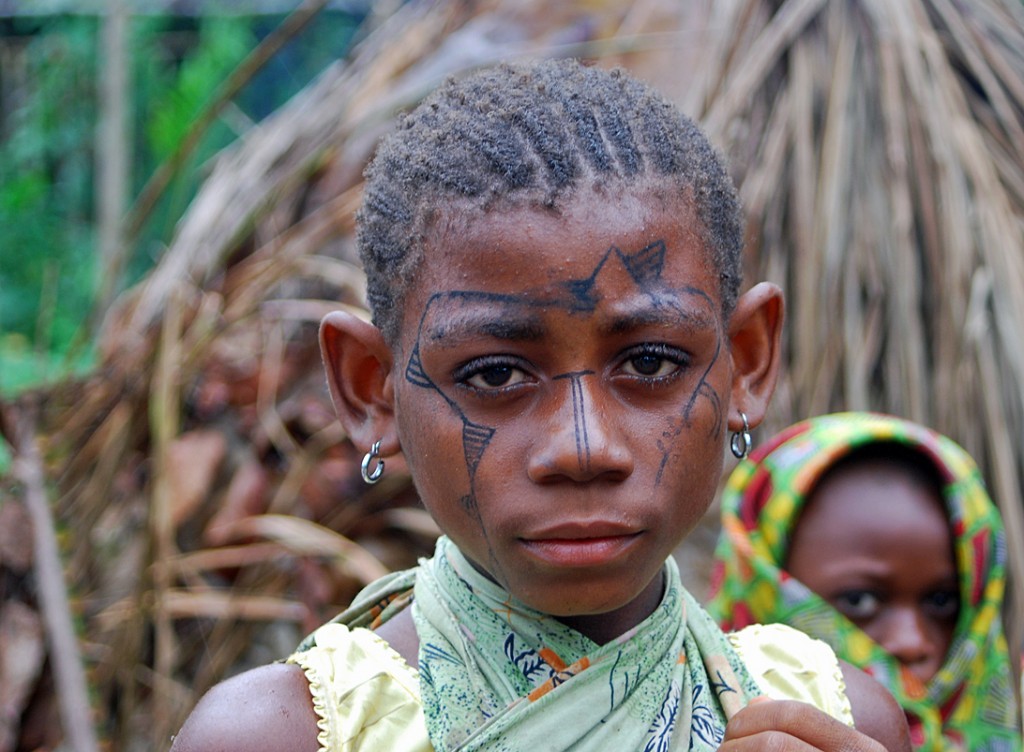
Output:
708,412,1021,751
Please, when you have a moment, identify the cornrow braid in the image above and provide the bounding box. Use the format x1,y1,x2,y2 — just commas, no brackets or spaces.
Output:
357,58,744,342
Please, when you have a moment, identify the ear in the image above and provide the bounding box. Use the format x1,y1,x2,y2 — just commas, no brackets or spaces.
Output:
319,310,400,456
726,281,784,431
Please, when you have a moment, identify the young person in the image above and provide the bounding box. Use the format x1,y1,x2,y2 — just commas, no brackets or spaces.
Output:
709,411,1021,750
170,60,909,751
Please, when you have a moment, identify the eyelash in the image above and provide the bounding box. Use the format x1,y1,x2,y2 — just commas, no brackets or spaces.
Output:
617,343,690,381
830,588,961,622
923,589,960,619
452,355,529,393
451,342,690,394
832,590,881,620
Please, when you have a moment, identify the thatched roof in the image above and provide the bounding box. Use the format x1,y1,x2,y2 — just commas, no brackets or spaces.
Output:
2,0,1023,747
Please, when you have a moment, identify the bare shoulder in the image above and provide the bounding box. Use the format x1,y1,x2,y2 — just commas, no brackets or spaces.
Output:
840,660,911,751
170,662,320,752
373,606,419,666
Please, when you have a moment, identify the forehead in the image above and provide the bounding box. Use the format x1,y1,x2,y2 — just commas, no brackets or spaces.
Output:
802,460,952,554
403,184,718,328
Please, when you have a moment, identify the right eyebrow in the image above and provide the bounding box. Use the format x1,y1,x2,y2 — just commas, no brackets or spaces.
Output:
423,304,546,346
601,305,714,336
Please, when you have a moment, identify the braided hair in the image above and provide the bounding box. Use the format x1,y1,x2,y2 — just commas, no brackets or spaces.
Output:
358,58,744,342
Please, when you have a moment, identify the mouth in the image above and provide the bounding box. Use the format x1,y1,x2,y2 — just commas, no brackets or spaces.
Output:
519,530,643,568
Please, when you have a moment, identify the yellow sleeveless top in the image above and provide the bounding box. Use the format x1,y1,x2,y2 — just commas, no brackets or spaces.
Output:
286,621,853,752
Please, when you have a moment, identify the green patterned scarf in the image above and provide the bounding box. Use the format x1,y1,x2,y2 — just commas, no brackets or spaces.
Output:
306,536,762,751
708,411,1021,752
412,537,762,751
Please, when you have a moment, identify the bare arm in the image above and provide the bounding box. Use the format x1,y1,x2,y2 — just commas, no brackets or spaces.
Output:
169,663,320,752
841,659,911,750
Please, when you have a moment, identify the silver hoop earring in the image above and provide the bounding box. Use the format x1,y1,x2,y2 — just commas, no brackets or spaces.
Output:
730,412,752,459
361,440,384,484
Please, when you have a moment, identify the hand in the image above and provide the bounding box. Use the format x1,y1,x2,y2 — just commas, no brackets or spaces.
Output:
718,697,888,751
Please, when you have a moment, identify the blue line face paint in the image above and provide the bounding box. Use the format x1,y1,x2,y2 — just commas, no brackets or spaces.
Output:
553,371,596,473
386,188,731,629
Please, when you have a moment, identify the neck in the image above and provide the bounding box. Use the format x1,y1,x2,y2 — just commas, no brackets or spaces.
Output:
555,569,666,645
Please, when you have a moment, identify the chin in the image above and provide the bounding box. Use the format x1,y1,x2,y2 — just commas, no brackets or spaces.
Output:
512,580,619,612
523,570,662,618
539,596,633,618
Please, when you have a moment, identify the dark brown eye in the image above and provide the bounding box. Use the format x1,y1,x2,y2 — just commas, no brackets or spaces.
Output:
620,344,687,379
629,354,663,376
473,365,515,388
455,357,528,391
832,590,881,620
924,590,959,620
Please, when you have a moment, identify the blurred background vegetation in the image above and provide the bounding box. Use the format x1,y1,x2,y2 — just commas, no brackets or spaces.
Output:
0,2,367,400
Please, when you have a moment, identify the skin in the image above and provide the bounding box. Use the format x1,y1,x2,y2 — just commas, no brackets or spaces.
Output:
170,183,910,752
787,458,960,685
380,187,756,638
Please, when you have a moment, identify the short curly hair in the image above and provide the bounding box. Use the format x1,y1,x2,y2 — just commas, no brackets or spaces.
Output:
357,58,744,342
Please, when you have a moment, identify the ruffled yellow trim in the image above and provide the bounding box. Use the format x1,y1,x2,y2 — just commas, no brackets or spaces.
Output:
285,623,430,752
831,647,854,726
286,648,333,752
360,627,421,680
729,622,855,727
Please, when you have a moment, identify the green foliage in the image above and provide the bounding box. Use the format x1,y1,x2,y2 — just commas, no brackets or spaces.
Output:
0,334,95,396
132,16,257,256
145,18,254,160
0,10,362,397
0,17,98,394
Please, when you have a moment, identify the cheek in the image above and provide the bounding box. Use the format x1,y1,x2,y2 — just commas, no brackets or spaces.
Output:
654,448,723,544
397,394,473,496
925,610,957,648
654,361,729,445
855,619,886,648
656,411,726,485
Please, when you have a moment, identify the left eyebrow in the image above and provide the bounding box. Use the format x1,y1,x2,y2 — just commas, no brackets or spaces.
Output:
599,297,717,337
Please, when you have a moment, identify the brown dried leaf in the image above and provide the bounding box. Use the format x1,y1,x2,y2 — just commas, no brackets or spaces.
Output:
167,429,228,530
160,588,307,622
382,508,442,540
203,460,271,548
221,514,389,583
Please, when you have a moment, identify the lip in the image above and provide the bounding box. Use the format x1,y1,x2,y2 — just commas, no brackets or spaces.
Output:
526,520,639,540
520,528,643,568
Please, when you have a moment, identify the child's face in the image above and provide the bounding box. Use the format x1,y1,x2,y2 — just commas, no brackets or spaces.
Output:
393,184,734,619
786,459,959,684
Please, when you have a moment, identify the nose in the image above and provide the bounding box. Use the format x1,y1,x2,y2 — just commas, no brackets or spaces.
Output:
526,372,633,483
876,606,942,683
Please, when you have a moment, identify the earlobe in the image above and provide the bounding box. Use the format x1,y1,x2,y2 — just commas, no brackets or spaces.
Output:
727,282,784,430
319,310,400,456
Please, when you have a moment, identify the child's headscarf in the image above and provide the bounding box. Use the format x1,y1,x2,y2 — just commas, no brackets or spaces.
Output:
708,411,1021,751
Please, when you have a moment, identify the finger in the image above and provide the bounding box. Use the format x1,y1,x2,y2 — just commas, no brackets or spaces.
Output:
718,729,821,751
723,700,886,752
